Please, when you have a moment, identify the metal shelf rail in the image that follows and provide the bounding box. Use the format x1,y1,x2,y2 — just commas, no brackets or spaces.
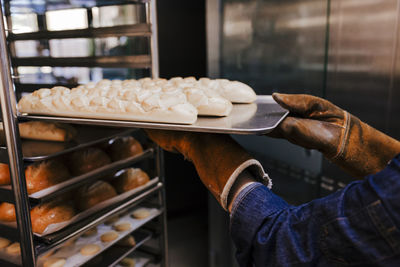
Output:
0,0,167,266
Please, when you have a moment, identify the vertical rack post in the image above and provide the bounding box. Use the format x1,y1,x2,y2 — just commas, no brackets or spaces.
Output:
147,0,159,79
0,3,36,267
147,0,168,265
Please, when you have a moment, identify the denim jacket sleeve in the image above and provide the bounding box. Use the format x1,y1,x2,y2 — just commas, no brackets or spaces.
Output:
230,154,400,267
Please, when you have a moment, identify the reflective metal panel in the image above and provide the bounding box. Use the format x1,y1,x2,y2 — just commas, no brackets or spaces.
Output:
220,0,328,96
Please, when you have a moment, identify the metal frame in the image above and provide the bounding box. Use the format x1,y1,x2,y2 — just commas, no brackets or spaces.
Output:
0,0,168,266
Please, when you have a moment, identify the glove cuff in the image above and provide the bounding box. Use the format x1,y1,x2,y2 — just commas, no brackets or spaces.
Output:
220,159,271,210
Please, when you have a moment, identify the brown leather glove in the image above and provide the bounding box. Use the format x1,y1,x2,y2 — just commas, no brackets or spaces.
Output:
269,93,400,178
145,130,271,210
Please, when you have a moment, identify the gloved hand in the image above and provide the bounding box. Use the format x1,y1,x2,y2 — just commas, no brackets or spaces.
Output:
269,93,400,178
145,130,271,210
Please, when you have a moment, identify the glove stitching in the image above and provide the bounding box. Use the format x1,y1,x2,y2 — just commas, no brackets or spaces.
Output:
332,111,350,160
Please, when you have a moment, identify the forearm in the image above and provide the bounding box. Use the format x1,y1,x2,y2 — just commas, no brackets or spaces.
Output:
230,154,400,267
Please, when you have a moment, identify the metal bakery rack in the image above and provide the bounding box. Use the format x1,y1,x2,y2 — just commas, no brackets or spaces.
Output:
0,0,168,266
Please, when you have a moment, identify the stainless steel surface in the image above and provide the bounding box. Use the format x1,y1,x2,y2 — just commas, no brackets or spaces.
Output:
326,0,400,140
11,55,152,68
148,0,159,78
7,23,151,40
0,3,36,266
157,145,168,267
21,126,135,161
20,95,288,135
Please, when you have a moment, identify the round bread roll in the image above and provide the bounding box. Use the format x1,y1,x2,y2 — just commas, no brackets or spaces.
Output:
120,257,135,267
104,215,119,225
80,244,101,256
0,237,10,249
112,168,150,194
113,221,131,232
30,201,75,234
108,136,143,161
76,181,117,211
44,257,66,267
131,208,150,219
0,163,10,185
117,235,136,247
69,148,111,176
25,160,70,194
0,202,16,222
83,227,97,237
6,242,20,255
100,231,119,242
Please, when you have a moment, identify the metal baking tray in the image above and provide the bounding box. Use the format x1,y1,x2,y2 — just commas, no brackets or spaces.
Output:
0,149,154,204
20,95,289,135
20,125,137,162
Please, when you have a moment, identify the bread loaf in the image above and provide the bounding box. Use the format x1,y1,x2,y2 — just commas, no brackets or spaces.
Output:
30,200,75,234
19,121,76,142
69,148,111,176
0,163,10,185
25,160,70,194
108,136,143,161
76,181,117,211
0,202,16,222
112,168,150,193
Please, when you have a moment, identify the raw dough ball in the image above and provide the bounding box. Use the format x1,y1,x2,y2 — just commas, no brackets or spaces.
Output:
80,244,101,256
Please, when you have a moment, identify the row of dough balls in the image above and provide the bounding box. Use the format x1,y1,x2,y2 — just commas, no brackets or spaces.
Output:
17,77,256,124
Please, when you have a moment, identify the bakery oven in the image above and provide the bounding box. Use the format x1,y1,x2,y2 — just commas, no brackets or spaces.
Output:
0,0,168,266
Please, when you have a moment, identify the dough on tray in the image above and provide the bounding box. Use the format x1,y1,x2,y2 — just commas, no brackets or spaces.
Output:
17,77,257,122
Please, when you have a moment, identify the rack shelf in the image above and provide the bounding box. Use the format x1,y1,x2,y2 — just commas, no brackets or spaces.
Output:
7,24,151,41
11,55,151,68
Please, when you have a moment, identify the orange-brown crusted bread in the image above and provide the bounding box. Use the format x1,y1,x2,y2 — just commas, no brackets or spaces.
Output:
112,168,150,194
108,136,143,161
69,148,111,176
25,160,70,194
30,200,75,234
0,163,10,185
0,202,16,222
76,181,117,211
19,121,76,142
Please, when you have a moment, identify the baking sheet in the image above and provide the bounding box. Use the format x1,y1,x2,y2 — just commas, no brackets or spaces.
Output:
20,125,136,162
20,95,289,135
0,178,159,238
37,208,159,267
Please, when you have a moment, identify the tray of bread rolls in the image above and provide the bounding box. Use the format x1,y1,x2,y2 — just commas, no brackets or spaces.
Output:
0,174,159,238
1,122,138,162
17,77,289,135
0,131,154,204
0,205,159,267
36,206,160,267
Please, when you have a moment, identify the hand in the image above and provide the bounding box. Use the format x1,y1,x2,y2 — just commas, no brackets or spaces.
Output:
145,129,270,210
269,93,400,178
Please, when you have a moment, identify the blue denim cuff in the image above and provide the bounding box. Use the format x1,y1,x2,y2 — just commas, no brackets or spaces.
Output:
229,182,290,261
